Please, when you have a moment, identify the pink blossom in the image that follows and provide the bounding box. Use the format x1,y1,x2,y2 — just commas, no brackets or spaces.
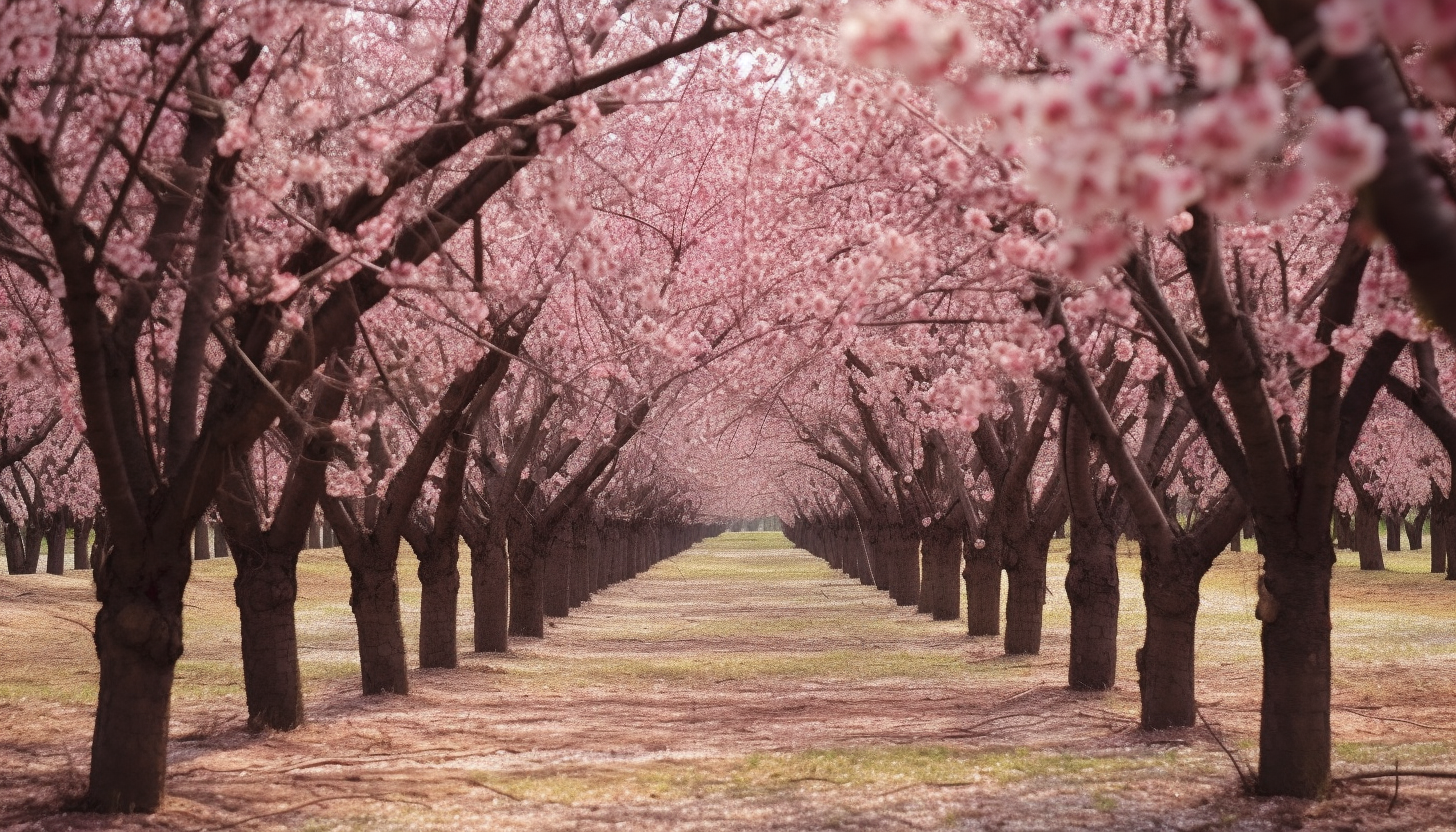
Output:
264,274,300,304
1402,109,1452,155
1033,208,1059,233
1302,107,1387,190
134,3,171,35
217,120,254,157
590,6,619,33
1317,0,1374,56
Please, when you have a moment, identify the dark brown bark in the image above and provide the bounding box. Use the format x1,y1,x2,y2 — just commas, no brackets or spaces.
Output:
193,519,210,561
1353,496,1385,570
508,535,544,638
919,524,961,621
964,542,1001,636
1385,514,1402,552
1062,405,1121,691
74,517,93,570
1257,547,1333,798
343,544,409,695
45,517,67,574
543,525,573,618
1436,494,1456,581
4,523,20,574
1333,511,1354,551
416,539,460,669
87,536,187,811
1003,540,1048,656
1405,505,1428,552
1137,543,1204,728
233,547,304,730
465,520,510,653
1066,515,1119,691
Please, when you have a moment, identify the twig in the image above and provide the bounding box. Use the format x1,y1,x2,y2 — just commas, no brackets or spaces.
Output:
1334,769,1456,782
1197,706,1253,793
1390,761,1400,813
1338,707,1456,731
470,781,526,801
878,780,979,798
48,613,94,635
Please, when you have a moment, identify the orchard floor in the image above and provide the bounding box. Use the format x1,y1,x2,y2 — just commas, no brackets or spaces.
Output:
2,532,1456,831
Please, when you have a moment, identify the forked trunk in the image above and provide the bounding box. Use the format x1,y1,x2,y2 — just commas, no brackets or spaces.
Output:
416,538,460,669
467,527,509,652
919,525,961,621
1066,517,1119,691
1405,509,1426,552
233,547,304,730
87,538,188,812
964,542,1001,636
346,549,409,695
1353,500,1383,570
21,524,42,573
1256,545,1333,798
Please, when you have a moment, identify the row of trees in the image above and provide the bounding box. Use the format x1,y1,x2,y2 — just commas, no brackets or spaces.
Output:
7,0,1456,814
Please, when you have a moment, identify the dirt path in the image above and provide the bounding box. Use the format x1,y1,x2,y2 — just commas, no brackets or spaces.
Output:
3,535,1455,830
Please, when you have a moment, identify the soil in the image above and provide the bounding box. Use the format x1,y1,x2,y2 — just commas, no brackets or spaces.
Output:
1,532,1454,831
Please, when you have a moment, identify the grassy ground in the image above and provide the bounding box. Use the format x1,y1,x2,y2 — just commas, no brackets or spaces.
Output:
1,532,1454,830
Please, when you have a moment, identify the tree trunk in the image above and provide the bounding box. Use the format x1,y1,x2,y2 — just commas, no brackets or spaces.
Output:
4,523,21,574
467,526,509,653
1353,499,1384,570
45,520,67,575
508,536,544,638
1385,513,1402,551
919,525,961,621
964,542,1001,636
1256,547,1333,798
74,517,93,570
345,546,409,695
1137,542,1203,728
86,539,188,812
1434,493,1456,580
1405,506,1427,551
213,524,230,558
232,543,304,730
876,525,918,607
1066,516,1119,691
21,524,43,573
417,537,460,669
1004,545,1047,655
1333,511,1354,550
543,530,572,618
193,520,210,561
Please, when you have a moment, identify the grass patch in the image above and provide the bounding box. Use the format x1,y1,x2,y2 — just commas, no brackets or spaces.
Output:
693,532,794,551
1335,740,1456,767
469,745,1190,805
